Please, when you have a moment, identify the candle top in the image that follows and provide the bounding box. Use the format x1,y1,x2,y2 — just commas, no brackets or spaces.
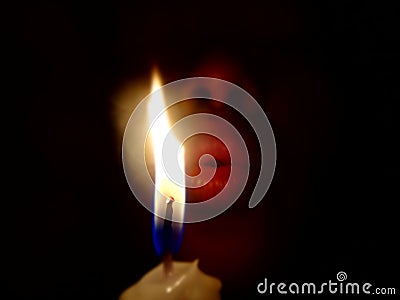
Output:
119,260,221,300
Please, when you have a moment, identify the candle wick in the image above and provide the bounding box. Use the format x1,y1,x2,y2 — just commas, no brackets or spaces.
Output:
166,196,175,204
162,197,174,277
163,252,173,277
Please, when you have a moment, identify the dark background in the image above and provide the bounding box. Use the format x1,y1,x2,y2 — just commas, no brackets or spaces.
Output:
6,0,398,299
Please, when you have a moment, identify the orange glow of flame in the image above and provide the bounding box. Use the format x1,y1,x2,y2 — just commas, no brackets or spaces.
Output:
148,70,185,223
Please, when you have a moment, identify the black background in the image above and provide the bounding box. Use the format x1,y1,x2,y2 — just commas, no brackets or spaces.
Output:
6,0,398,299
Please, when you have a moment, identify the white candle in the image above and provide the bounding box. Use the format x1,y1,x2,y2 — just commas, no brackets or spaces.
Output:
119,260,221,300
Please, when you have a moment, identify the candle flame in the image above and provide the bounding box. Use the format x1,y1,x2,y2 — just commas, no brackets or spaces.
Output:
149,70,185,225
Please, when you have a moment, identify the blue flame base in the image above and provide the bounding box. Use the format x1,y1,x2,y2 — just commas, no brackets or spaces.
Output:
152,216,184,256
